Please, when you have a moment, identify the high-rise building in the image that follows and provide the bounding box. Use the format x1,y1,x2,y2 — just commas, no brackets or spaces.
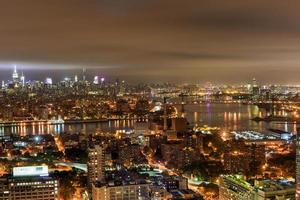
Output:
296,128,300,199
0,166,59,200
252,78,260,98
88,145,105,195
45,77,53,85
1,81,5,89
223,141,265,175
100,77,105,85
252,78,257,87
82,68,86,81
94,76,99,84
118,144,147,166
12,65,19,83
20,72,25,87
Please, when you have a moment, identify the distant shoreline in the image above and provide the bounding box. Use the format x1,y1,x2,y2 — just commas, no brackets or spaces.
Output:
252,116,299,123
0,118,140,126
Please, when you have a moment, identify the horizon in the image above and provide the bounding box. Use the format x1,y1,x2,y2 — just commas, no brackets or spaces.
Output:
0,64,299,85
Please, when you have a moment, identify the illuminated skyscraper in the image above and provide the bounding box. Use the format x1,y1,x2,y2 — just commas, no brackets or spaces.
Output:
100,77,105,84
12,65,19,83
93,76,99,84
252,78,257,87
20,72,25,86
163,97,168,134
82,68,86,81
88,145,105,196
45,77,53,85
252,78,260,98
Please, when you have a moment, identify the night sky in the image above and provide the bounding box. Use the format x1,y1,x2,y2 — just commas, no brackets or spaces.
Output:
0,0,300,84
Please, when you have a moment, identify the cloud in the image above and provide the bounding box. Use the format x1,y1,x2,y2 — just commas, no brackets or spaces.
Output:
0,0,299,83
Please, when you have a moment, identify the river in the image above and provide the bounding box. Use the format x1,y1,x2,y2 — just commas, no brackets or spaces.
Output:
0,103,297,136
183,103,298,134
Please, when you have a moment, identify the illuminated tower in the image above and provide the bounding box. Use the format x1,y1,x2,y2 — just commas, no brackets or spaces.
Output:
1,81,5,89
12,65,19,83
74,75,78,82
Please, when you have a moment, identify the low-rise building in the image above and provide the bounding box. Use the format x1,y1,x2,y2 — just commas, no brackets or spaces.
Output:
219,175,295,200
92,179,150,200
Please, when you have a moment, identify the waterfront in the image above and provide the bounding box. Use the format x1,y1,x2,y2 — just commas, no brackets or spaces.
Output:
0,103,297,136
0,119,135,136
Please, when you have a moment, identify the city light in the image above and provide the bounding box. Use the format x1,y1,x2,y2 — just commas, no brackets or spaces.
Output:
0,1,298,199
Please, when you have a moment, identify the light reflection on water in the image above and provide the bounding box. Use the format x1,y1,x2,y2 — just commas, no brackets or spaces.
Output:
184,103,298,134
0,119,133,137
0,103,298,136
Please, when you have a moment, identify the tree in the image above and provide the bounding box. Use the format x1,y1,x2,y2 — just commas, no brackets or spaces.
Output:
65,148,88,163
53,170,77,200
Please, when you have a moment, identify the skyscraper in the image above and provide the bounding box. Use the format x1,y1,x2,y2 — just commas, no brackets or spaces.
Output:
88,145,105,196
296,128,300,199
12,65,19,83
82,68,86,81
20,72,25,87
94,76,99,84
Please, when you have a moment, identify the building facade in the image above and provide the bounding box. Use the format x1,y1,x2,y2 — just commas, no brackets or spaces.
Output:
0,166,59,200
296,128,300,199
88,145,105,195
219,175,295,200
92,181,150,200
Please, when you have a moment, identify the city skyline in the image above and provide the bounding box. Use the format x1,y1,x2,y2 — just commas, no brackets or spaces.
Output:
0,65,300,85
1,1,299,200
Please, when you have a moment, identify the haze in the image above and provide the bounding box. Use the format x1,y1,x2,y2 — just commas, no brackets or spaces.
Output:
0,0,300,84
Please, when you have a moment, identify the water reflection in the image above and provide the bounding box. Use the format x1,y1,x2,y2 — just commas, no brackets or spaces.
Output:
1,103,298,136
0,119,133,136
183,103,298,134
194,112,198,127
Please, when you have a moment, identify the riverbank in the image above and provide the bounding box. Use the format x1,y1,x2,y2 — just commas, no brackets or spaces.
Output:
0,118,141,126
